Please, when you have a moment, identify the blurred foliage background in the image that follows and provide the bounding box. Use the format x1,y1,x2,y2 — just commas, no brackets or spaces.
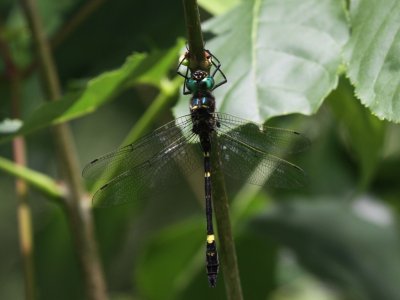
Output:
1,0,400,299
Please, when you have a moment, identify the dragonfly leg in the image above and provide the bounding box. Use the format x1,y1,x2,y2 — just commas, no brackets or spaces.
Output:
205,50,227,90
176,53,192,95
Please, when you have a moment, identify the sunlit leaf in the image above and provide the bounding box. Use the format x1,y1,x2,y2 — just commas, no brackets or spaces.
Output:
198,0,240,15
344,0,400,123
174,0,349,122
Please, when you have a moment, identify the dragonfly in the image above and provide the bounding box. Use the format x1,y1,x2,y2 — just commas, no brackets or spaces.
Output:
82,49,309,288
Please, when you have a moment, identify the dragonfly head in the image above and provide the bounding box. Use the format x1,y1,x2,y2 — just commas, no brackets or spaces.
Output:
186,70,215,93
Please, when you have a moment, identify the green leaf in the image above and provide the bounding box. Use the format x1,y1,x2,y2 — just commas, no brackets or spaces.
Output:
174,0,349,122
252,199,400,300
0,40,184,144
0,156,63,199
328,77,385,188
344,0,400,123
198,0,240,15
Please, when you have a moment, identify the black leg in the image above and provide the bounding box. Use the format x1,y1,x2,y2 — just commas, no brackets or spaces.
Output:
205,50,227,91
177,53,192,95
182,66,192,95
176,54,189,79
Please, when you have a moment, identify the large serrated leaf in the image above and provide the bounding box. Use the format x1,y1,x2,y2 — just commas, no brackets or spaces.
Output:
174,0,349,122
344,0,400,123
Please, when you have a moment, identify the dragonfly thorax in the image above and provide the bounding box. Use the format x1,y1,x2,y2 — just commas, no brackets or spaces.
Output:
190,91,216,136
190,91,215,114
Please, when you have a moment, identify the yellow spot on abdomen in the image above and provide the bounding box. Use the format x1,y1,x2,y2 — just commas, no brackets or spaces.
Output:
207,234,215,243
205,172,211,177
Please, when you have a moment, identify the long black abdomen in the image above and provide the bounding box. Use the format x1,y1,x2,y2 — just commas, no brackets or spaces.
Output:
192,94,219,287
204,149,219,287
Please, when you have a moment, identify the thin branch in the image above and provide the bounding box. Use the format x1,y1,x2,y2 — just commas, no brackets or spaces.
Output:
13,137,36,300
182,1,244,298
19,0,108,299
1,33,37,299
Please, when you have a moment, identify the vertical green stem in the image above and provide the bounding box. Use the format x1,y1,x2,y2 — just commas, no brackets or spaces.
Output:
19,0,108,299
182,1,243,298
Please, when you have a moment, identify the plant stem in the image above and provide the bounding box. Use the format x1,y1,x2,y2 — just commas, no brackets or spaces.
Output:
19,0,108,299
0,156,64,199
2,34,37,299
182,1,243,298
182,0,209,71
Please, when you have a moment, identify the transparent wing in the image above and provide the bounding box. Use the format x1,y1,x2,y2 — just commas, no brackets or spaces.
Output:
92,134,203,207
215,134,307,188
82,114,194,185
214,113,310,155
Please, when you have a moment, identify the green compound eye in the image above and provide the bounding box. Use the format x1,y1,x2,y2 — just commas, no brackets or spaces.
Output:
186,78,197,92
201,77,214,90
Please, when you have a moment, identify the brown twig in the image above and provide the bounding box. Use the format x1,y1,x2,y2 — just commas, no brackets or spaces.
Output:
1,34,36,300
13,103,36,300
19,0,108,299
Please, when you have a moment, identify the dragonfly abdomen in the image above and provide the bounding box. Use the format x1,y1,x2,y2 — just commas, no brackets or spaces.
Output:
204,150,219,287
